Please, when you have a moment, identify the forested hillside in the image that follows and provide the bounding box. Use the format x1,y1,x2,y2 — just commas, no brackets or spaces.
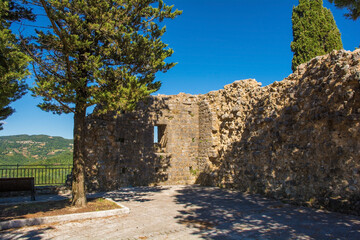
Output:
0,135,73,165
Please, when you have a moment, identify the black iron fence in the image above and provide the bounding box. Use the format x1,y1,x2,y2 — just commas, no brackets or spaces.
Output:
0,164,72,186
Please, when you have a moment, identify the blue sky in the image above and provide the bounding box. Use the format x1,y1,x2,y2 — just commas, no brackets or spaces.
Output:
1,0,360,139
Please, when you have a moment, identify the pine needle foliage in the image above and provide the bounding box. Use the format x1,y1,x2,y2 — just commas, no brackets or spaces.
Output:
30,0,181,115
328,0,360,20
291,0,343,72
26,0,181,206
0,0,33,130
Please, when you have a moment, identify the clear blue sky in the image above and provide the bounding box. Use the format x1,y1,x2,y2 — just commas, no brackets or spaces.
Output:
1,0,359,139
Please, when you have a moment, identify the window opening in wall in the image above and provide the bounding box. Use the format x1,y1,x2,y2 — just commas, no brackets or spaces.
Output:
154,126,159,143
154,124,167,152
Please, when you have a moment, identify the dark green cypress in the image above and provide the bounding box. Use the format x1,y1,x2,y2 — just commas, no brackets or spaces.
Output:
291,0,343,72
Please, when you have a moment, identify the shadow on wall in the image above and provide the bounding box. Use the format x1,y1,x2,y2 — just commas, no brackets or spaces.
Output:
85,96,172,191
173,185,360,239
196,50,360,215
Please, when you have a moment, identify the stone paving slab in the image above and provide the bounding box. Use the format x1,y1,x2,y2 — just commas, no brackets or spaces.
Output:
1,185,360,239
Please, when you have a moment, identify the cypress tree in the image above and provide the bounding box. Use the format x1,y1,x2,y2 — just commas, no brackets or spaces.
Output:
291,0,343,72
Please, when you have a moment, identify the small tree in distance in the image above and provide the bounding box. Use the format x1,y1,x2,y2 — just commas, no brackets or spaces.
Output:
291,0,343,72
26,0,181,207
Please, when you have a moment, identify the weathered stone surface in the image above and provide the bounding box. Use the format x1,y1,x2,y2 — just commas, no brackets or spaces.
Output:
85,49,360,214
85,94,200,191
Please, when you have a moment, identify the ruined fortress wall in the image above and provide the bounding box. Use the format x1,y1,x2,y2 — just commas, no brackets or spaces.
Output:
85,49,360,213
84,94,201,191
198,49,360,213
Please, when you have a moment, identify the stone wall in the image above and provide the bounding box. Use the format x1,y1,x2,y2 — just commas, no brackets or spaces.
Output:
85,49,360,213
197,49,360,214
85,94,201,191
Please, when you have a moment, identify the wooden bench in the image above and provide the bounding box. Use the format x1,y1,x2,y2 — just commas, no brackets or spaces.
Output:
0,177,36,201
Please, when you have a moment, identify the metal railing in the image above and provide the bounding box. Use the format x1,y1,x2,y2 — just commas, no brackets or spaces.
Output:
0,164,72,186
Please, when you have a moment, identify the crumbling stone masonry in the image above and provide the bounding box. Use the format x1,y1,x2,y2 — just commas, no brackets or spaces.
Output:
85,49,360,214
85,94,201,190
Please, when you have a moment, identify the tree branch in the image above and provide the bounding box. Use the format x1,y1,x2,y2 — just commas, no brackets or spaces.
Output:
31,64,75,114
19,34,67,81
39,0,73,84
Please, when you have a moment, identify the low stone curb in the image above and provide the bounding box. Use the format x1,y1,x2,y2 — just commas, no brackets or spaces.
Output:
0,198,130,231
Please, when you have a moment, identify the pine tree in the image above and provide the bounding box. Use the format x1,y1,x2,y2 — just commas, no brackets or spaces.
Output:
328,0,360,20
0,0,33,130
291,0,343,72
26,0,181,207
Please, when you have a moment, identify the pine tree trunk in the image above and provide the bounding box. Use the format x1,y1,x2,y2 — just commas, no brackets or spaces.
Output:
71,102,87,207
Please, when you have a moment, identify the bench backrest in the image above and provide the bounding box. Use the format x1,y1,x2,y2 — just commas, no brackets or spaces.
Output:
0,177,35,192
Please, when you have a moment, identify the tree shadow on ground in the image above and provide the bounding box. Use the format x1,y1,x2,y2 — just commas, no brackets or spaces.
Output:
0,198,71,222
0,226,54,240
99,186,171,203
174,185,360,239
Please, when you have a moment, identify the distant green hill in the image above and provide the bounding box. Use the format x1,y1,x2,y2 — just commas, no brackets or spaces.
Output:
0,135,73,165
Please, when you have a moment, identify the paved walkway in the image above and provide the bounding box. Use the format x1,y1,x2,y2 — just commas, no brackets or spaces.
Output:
1,185,360,239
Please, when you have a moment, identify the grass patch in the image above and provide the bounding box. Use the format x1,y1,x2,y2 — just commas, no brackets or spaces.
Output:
0,198,121,222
